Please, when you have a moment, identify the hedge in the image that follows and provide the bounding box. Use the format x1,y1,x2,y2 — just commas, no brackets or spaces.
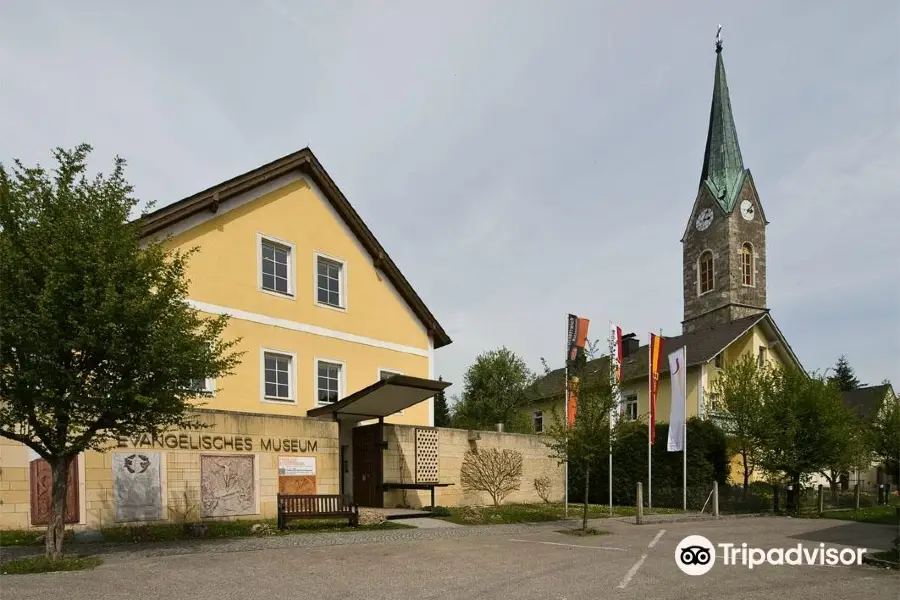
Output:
567,417,729,508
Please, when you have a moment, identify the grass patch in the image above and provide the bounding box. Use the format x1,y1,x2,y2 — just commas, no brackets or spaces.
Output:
818,505,900,526
1,555,102,575
436,503,684,525
555,528,610,536
0,529,74,548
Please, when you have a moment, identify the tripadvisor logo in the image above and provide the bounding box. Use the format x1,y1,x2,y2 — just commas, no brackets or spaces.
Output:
675,535,866,575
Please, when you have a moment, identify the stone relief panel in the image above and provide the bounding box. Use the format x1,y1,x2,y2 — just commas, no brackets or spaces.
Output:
112,452,162,522
200,455,255,517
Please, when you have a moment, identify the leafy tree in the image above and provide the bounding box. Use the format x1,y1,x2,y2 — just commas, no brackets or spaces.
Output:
0,145,242,559
756,367,856,496
541,340,617,531
818,414,872,500
433,376,451,427
828,355,863,391
451,347,535,433
706,354,771,496
870,385,900,482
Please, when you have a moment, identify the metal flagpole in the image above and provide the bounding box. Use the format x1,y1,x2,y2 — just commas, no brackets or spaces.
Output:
564,316,569,519
648,332,652,510
608,321,613,516
683,346,688,511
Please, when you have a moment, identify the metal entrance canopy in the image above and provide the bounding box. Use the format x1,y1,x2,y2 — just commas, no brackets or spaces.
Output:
306,375,450,423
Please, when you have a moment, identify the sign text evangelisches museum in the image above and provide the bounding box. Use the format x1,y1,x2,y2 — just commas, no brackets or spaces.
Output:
116,433,319,453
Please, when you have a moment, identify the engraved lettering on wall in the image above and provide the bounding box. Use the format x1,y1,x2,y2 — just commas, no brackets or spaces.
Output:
112,452,162,521
200,455,256,517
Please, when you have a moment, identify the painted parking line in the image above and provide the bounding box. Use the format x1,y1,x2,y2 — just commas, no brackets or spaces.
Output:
618,529,666,590
507,539,627,551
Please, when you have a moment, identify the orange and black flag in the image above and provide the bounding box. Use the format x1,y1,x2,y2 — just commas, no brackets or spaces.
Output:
566,314,590,427
649,333,663,444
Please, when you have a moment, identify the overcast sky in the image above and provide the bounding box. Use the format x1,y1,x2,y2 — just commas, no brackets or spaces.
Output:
2,1,898,396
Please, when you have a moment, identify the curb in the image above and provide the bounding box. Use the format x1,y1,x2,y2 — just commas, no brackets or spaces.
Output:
862,553,899,570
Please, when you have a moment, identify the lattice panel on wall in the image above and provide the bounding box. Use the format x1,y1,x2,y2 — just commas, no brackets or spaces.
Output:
415,428,439,483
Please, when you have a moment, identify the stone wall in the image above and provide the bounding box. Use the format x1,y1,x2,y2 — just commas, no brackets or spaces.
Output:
0,410,338,530
382,425,565,508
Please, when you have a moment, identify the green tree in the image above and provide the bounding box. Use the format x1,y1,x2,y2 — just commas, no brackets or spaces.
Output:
451,347,535,433
706,354,771,496
870,384,900,482
757,367,855,494
541,340,617,531
828,355,863,391
818,413,872,500
0,145,243,559
433,376,451,427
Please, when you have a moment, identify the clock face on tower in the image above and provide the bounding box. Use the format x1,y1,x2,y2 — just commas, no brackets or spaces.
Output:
740,200,755,221
695,208,714,231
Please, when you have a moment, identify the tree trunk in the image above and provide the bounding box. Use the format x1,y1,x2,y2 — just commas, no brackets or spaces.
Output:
582,466,590,532
742,453,750,498
45,455,72,560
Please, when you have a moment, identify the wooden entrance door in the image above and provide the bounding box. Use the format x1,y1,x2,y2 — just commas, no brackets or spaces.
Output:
30,458,79,525
352,424,382,507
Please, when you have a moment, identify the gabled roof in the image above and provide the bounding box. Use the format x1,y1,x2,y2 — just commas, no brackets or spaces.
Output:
137,148,451,349
842,384,895,420
528,312,802,402
700,41,747,214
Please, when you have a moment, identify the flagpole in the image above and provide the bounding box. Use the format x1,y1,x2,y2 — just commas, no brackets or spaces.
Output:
564,316,569,519
608,320,614,516
683,346,688,512
647,332,652,510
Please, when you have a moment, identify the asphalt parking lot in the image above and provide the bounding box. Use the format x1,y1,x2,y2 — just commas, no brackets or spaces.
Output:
4,517,897,599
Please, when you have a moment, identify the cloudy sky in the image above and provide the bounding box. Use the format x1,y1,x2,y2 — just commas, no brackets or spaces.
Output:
2,1,898,395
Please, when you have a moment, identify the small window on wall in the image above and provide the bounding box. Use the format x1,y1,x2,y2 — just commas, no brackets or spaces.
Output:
316,254,345,309
317,360,343,405
741,243,754,286
533,411,543,433
260,237,293,296
698,251,714,295
263,351,294,402
757,346,767,367
188,378,215,396
624,395,638,421
714,354,724,369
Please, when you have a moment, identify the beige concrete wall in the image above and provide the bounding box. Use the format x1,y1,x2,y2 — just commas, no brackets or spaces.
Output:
382,425,565,508
0,410,339,530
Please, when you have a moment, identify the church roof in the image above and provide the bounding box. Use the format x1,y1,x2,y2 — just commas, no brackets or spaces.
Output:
700,40,747,214
528,312,802,401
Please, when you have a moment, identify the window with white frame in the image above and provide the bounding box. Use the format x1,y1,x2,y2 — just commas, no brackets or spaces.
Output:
533,410,543,433
263,351,293,401
757,345,767,367
316,255,344,308
317,360,343,404
624,395,638,421
260,238,292,296
188,378,214,395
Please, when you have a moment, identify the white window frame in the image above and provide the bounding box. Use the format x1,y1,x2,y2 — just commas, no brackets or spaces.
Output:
313,251,347,311
757,346,768,367
257,233,296,299
188,377,216,397
624,395,639,421
697,249,715,296
533,410,543,433
314,358,346,407
260,347,298,404
379,369,405,414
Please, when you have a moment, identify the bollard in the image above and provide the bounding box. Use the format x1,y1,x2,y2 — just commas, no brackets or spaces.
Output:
854,484,860,511
713,481,720,519
636,482,644,525
878,484,884,505
817,484,824,515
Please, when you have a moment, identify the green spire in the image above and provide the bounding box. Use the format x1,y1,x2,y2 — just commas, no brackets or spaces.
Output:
700,33,746,213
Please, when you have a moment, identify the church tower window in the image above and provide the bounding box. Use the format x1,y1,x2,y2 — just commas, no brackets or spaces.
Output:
698,251,714,295
741,243,754,286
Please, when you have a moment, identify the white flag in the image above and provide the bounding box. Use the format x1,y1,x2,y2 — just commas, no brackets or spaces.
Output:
667,345,687,452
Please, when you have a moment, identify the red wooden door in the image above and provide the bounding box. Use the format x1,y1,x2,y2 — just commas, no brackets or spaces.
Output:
30,458,79,525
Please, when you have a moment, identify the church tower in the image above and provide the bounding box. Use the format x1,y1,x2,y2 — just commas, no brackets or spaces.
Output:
682,33,768,334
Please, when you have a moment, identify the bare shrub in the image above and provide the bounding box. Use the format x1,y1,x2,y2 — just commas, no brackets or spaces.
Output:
460,448,523,506
533,476,552,503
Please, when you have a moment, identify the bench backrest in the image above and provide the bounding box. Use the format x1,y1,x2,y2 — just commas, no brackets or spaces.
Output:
278,494,355,514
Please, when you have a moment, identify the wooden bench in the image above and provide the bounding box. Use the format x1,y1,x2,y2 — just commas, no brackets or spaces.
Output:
276,494,359,529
